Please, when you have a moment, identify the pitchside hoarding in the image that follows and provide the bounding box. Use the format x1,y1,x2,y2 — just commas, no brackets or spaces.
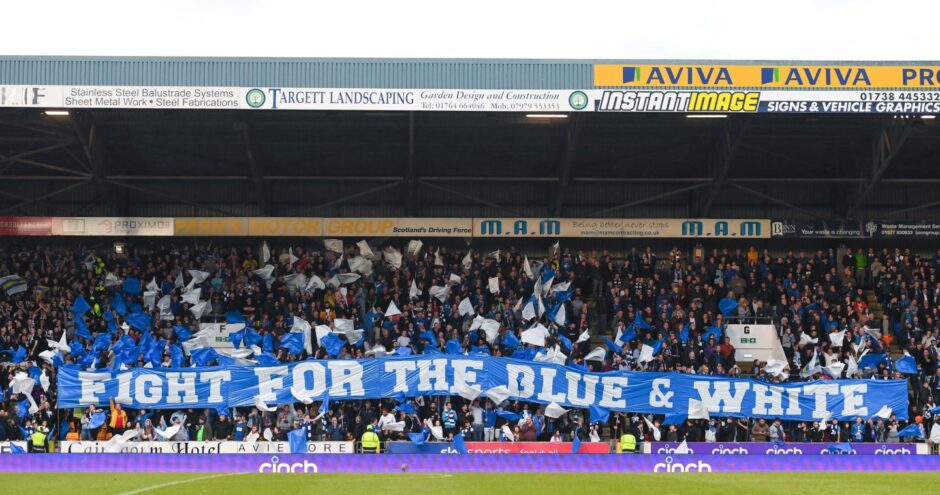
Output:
60,441,353,454
646,442,928,455
2,453,940,472
386,442,609,454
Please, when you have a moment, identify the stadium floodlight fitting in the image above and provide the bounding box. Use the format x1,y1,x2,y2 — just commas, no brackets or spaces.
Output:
525,114,568,119
686,114,727,119
44,110,69,116
113,242,125,255
922,115,937,119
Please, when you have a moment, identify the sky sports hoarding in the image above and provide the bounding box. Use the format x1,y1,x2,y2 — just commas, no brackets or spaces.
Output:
647,442,928,456
60,441,353,454
386,442,609,454
3,453,940,473
57,355,908,422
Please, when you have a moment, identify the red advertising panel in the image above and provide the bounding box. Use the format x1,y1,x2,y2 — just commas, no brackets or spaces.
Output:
0,216,54,235
464,442,608,454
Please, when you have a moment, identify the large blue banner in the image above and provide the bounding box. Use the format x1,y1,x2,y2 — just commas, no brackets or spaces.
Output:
57,356,909,421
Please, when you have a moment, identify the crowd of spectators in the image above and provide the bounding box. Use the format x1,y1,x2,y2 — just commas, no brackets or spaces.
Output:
1,240,938,447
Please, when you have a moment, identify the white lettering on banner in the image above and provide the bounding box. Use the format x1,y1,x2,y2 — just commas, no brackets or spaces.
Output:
693,381,750,414
79,372,109,404
385,361,417,393
291,362,327,397
450,360,484,394
327,362,364,397
804,383,840,419
536,368,567,403
564,372,598,407
166,372,199,404
751,384,785,416
507,365,536,399
116,373,133,405
653,456,713,473
598,376,628,409
259,456,318,473
255,366,289,400
840,383,869,417
201,371,231,403
785,388,802,416
650,378,674,408
136,374,162,405
417,359,450,392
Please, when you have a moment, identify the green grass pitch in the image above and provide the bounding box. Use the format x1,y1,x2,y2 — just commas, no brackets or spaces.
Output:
1,473,939,495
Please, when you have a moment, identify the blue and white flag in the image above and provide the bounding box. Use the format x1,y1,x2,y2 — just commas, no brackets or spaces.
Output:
288,428,307,454
88,411,107,429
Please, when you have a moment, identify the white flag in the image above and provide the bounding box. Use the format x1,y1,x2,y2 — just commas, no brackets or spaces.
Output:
544,402,568,419
553,304,566,326
409,279,422,300
356,240,374,258
521,324,549,347
383,248,403,269
337,273,361,285
324,239,344,254
461,250,473,271
577,329,591,344
181,288,201,306
291,316,313,354
799,333,819,346
289,247,299,265
386,300,402,317
261,241,271,263
447,273,461,286
190,300,210,319
156,295,173,321
406,240,423,257
521,299,536,321
305,274,326,293
174,270,184,289
550,281,571,294
254,395,278,412
146,277,159,292
488,277,499,295
429,285,450,303
829,330,847,348
673,439,692,453
252,264,275,283
104,272,121,288
523,256,534,280
434,248,444,267
585,347,607,362
484,385,510,404
644,416,661,441
454,383,482,401
873,405,893,419
188,270,209,284
315,325,333,345
638,344,655,364
824,362,845,379
334,318,354,334
458,297,475,316
154,424,182,441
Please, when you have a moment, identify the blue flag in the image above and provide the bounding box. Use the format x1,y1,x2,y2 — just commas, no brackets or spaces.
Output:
321,332,344,357
633,313,651,331
555,289,574,303
9,443,25,454
895,355,918,375
621,326,637,343
719,297,738,316
558,334,572,351
501,332,521,351
603,337,622,353
59,420,71,440
452,432,469,454
704,325,723,344
216,406,231,418
75,321,94,341
395,401,414,415
88,411,107,429
281,332,305,355
16,399,29,418
93,334,112,353
589,404,610,423
262,333,274,353
470,345,491,356
288,428,307,454
679,323,690,344
511,347,537,361
318,394,331,415
149,340,166,366
228,328,245,349
71,296,91,317
496,410,521,423
112,292,127,317
244,328,263,347
418,330,438,347
408,427,429,445
445,339,463,355
256,353,280,366
169,344,183,368
126,313,152,332
225,311,247,324
12,345,27,364
123,276,142,295
191,347,219,367
173,325,192,342
897,424,923,438
858,353,888,370
571,430,582,454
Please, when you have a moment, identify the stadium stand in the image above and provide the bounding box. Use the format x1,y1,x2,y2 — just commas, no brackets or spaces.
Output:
1,240,935,448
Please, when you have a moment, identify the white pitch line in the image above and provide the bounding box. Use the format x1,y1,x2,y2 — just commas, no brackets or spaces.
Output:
114,473,244,495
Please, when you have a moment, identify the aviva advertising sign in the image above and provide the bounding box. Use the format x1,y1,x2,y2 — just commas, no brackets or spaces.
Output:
594,64,940,89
